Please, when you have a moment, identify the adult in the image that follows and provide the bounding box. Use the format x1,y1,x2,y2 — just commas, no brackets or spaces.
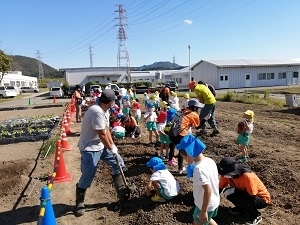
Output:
81,83,86,96
119,85,127,97
105,82,112,89
198,80,216,97
167,99,201,174
160,83,171,102
73,85,83,122
75,89,129,217
121,114,141,138
188,81,219,135
218,157,271,225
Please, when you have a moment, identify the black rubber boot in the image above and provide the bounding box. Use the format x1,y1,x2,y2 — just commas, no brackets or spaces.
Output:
112,174,130,201
75,184,86,217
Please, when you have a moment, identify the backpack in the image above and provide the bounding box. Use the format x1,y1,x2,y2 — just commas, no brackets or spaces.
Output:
164,111,185,137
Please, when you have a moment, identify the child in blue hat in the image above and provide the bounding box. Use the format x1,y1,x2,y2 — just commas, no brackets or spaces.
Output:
176,134,219,225
145,157,180,203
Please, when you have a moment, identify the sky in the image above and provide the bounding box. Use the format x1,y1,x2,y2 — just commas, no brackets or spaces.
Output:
1,0,300,70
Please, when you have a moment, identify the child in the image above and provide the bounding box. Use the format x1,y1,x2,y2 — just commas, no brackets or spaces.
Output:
143,92,149,110
218,157,270,225
131,99,141,124
122,96,131,115
236,110,254,162
143,103,159,145
157,107,170,160
170,91,180,111
145,157,180,202
177,134,219,225
181,93,190,110
111,114,126,139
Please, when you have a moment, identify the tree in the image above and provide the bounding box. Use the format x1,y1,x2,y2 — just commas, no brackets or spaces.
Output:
0,50,12,84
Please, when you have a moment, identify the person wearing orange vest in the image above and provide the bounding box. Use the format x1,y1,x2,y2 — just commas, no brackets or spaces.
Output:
218,157,271,225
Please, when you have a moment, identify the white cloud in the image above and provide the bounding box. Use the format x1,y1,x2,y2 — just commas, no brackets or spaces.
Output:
184,20,192,25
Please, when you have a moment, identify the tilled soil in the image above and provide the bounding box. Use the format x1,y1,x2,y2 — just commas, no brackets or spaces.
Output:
0,101,299,225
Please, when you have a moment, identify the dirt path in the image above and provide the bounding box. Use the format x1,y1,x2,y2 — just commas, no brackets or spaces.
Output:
0,101,300,225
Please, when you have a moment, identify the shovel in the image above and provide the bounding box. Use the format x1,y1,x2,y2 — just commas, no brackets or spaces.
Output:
114,154,136,200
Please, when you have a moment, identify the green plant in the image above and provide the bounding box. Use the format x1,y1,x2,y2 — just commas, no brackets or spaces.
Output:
40,134,60,157
263,90,270,99
221,91,235,102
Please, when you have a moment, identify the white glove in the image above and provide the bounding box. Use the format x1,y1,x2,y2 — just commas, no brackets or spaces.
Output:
111,144,118,155
223,187,235,198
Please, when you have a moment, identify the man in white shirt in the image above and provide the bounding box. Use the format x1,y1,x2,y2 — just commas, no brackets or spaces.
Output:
105,83,112,89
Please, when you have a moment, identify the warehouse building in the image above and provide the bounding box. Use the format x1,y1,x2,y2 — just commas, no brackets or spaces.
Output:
0,71,38,88
172,59,300,89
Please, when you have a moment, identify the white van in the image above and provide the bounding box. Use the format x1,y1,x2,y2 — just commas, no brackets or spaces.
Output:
0,86,18,98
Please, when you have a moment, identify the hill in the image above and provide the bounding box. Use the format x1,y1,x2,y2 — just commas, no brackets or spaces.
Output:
136,61,184,71
9,55,63,78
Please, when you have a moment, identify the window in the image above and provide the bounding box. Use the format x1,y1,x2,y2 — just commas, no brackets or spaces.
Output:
278,72,286,79
258,73,266,80
293,72,299,78
107,77,110,81
179,78,182,83
225,75,228,81
246,75,250,80
267,73,274,80
220,76,223,81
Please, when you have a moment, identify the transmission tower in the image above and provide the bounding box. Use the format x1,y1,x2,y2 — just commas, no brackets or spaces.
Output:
173,55,176,70
89,44,94,67
35,50,44,79
115,4,130,68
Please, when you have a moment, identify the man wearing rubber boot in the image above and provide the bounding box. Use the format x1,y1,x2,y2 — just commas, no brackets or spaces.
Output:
75,89,129,217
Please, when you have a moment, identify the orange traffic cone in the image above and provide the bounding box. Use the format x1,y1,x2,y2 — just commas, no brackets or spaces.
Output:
53,142,72,183
66,109,73,125
63,117,72,135
61,131,72,151
53,96,56,104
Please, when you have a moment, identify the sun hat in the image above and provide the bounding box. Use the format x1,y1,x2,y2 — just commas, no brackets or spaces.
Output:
166,107,176,121
188,99,204,108
188,81,197,90
244,110,255,118
217,157,244,176
183,93,190,99
146,157,167,171
176,134,206,157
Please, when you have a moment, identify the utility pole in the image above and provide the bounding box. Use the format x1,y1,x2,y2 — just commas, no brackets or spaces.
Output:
188,45,191,82
89,44,93,67
115,4,130,82
35,50,44,79
172,55,175,70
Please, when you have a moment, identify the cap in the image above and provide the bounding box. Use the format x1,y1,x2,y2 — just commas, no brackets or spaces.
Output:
188,99,204,108
120,114,129,122
116,113,123,119
183,93,190,99
188,81,197,89
217,157,241,176
147,102,154,108
146,157,167,171
167,108,176,121
244,110,255,118
176,134,206,157
99,89,115,102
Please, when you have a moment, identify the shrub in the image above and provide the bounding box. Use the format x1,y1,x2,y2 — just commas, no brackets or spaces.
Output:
221,91,235,102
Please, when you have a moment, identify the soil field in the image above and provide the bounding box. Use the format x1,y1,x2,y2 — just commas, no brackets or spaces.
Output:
0,101,299,225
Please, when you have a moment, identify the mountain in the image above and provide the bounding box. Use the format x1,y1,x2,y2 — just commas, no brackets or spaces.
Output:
136,61,185,71
9,55,63,78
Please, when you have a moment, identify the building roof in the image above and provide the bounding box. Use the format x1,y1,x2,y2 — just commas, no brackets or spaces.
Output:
192,59,300,69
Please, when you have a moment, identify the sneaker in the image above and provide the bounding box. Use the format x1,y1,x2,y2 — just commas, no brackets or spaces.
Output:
151,194,166,203
245,216,262,225
238,156,249,163
196,130,207,136
230,206,244,215
178,167,186,174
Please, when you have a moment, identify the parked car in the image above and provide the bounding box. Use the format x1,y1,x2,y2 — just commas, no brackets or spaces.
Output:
0,86,18,98
66,85,76,98
20,86,40,93
167,81,178,91
49,87,64,98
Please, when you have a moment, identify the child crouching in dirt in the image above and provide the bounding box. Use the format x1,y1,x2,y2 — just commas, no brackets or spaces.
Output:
145,157,180,202
111,114,125,139
236,110,254,163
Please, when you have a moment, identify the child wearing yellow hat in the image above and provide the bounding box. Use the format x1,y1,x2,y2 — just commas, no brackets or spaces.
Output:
181,93,190,110
236,110,254,162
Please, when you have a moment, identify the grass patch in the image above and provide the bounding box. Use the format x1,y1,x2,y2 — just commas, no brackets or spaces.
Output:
40,134,60,158
177,91,285,107
246,86,300,95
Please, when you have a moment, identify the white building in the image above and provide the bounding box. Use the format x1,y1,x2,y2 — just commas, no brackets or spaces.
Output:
0,71,38,88
172,59,300,89
60,67,177,86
